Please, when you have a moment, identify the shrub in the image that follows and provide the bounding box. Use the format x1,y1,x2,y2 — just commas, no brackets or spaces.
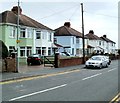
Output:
0,40,8,59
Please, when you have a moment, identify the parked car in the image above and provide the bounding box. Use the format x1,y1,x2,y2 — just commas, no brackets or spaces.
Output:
103,55,111,65
85,55,109,69
27,54,43,65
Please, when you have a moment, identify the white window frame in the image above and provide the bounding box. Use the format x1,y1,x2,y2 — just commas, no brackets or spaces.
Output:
20,47,26,57
48,32,52,42
42,31,47,39
9,46,15,54
76,38,79,44
27,28,32,38
36,30,41,39
27,47,32,56
9,27,16,38
48,47,51,55
36,47,41,55
20,28,26,38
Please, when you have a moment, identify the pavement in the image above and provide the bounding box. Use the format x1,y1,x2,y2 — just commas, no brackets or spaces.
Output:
1,64,85,82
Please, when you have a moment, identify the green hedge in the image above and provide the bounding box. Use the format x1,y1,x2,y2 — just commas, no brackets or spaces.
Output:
0,40,8,59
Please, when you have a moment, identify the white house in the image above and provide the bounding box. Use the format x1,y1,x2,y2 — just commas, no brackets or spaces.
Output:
54,22,88,57
85,30,105,55
100,35,116,54
85,30,116,55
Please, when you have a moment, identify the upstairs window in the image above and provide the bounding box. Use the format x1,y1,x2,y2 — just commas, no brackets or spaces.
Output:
42,31,47,39
20,28,26,38
76,38,79,44
72,37,75,44
99,41,101,46
9,27,16,38
48,33,52,41
36,31,41,39
27,29,32,38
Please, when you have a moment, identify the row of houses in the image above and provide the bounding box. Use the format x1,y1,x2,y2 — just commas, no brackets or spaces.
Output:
0,6,116,64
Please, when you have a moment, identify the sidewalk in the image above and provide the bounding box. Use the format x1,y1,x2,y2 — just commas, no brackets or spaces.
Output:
1,64,85,82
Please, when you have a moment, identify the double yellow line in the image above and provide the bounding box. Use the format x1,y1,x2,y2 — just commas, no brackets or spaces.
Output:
0,69,80,85
110,92,120,103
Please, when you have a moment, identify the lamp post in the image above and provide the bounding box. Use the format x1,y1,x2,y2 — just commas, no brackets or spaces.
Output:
81,3,85,64
16,0,20,72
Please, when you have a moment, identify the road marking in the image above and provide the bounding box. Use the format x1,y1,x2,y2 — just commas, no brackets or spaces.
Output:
82,73,102,81
109,92,120,103
107,68,117,72
9,84,67,101
0,69,80,85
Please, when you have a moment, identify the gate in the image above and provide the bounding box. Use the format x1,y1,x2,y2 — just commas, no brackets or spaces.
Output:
43,56,55,67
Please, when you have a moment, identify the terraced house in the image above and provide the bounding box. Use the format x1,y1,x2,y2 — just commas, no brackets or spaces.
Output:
0,6,54,64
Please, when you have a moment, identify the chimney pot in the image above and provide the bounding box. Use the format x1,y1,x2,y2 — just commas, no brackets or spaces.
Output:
103,35,106,38
11,6,22,15
89,30,94,34
64,22,71,28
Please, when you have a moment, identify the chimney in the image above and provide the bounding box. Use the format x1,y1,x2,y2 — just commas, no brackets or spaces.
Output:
11,6,22,15
64,22,71,28
89,30,94,34
103,35,107,38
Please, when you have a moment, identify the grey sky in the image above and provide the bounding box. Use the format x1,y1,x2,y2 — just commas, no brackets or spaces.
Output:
0,0,119,48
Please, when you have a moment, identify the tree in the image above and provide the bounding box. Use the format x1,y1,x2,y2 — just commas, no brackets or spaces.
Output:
0,40,8,59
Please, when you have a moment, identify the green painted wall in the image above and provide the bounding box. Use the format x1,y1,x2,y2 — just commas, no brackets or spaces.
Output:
0,24,34,65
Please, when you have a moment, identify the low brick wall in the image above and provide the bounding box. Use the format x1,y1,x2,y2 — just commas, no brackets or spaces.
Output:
58,57,88,68
59,57,82,68
6,57,17,72
0,59,7,72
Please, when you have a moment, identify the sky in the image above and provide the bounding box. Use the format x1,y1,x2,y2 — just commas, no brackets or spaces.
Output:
0,0,119,48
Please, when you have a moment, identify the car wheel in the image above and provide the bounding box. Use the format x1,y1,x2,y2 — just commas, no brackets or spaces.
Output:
106,63,108,68
27,62,30,65
99,64,102,69
38,60,42,65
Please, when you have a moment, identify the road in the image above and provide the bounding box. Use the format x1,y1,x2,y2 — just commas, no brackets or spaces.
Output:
2,60,119,102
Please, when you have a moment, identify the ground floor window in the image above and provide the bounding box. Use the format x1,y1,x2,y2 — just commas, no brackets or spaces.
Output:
42,47,46,55
27,47,32,56
20,47,25,57
72,48,74,55
9,46,15,54
20,47,32,57
36,47,41,55
48,47,51,55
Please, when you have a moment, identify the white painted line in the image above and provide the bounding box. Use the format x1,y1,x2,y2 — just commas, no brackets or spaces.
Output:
107,68,117,72
9,84,67,101
82,73,102,81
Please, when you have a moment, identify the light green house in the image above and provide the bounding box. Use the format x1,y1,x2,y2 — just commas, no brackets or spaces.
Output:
0,6,54,65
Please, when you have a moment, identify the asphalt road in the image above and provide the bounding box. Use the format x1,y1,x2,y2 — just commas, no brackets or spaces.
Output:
2,60,119,102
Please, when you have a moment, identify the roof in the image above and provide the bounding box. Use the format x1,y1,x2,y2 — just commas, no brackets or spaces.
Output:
100,36,116,44
87,45,94,48
54,26,85,38
0,10,53,31
85,33,103,40
54,43,63,47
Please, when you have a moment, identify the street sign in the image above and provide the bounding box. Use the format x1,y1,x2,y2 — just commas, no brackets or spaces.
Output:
16,40,20,43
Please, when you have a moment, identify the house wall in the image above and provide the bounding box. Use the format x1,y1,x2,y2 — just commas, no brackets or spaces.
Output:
0,24,17,50
0,23,54,64
55,36,76,56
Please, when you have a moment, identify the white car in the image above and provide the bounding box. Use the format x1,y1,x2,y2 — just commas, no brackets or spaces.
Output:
85,55,109,69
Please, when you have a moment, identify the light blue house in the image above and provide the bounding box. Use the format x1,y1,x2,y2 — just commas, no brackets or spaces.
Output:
54,22,88,57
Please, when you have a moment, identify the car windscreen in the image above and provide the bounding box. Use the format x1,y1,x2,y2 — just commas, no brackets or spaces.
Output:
91,57,102,61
